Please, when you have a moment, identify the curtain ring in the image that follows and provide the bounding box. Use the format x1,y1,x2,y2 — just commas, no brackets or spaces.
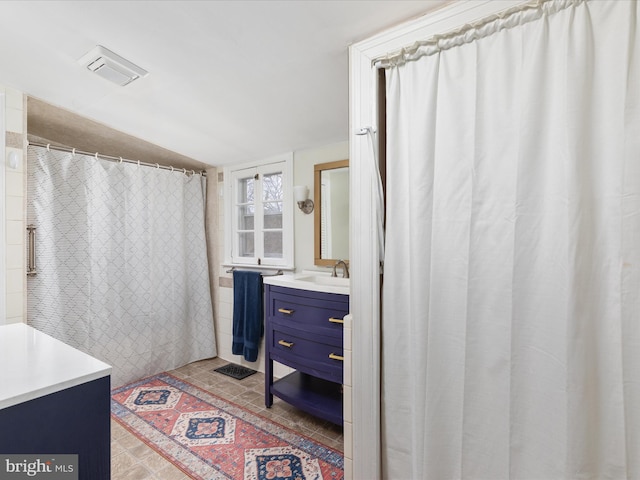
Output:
46,144,50,152
155,163,160,169
170,166,174,172
119,157,123,164
71,148,76,156
95,152,99,160
183,168,187,175
137,159,140,167
191,170,196,176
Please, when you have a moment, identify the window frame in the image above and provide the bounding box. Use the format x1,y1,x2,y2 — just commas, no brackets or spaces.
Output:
224,153,294,269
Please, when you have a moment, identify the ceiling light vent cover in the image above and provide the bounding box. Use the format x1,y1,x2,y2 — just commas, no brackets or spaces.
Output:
78,45,148,86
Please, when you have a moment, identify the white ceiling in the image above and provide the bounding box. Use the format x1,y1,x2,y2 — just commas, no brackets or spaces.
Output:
0,1,448,167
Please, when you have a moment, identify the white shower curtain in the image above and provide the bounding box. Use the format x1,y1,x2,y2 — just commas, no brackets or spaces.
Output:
27,146,217,387
382,0,640,479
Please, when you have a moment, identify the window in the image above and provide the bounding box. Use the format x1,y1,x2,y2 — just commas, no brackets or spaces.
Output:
225,154,293,268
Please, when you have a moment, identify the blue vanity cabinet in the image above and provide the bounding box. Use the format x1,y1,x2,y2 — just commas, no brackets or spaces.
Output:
0,324,111,480
264,284,349,425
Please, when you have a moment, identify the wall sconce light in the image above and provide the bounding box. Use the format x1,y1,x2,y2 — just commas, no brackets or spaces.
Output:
294,185,314,214
7,151,19,170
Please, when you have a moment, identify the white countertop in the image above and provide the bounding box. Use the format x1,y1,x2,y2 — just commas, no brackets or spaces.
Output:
0,323,112,410
263,271,350,296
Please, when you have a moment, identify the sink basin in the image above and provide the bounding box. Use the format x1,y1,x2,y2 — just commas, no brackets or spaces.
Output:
296,275,350,287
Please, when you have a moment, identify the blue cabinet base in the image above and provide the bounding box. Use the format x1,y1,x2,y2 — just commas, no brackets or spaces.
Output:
0,376,110,480
264,284,348,427
270,372,342,425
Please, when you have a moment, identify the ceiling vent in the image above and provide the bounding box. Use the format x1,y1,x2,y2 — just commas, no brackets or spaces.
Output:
78,45,148,86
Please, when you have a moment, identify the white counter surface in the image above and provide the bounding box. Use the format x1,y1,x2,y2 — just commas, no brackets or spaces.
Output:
0,323,111,410
263,271,350,296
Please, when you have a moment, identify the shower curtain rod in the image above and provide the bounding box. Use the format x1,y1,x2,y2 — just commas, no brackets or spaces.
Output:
28,140,207,177
372,0,557,68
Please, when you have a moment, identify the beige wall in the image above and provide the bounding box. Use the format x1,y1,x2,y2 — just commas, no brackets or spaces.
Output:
294,141,349,272
3,84,26,325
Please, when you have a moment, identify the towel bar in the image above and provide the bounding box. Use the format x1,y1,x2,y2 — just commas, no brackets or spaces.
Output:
226,267,284,277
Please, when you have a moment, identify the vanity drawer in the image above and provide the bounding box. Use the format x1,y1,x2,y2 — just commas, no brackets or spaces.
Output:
269,289,348,338
271,327,343,382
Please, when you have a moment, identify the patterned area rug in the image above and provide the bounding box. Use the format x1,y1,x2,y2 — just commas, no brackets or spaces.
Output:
111,373,344,480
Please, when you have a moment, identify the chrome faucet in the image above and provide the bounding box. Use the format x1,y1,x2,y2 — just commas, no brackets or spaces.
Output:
332,260,350,278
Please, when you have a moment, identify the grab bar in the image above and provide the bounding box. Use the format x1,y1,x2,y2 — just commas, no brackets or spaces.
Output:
27,224,37,276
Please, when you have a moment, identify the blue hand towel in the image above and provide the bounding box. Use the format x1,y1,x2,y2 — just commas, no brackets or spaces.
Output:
232,271,264,362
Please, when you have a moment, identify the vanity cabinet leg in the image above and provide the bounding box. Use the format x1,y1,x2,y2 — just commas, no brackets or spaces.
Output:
265,357,274,408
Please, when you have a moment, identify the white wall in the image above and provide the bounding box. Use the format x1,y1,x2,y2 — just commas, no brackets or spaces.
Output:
2,84,26,325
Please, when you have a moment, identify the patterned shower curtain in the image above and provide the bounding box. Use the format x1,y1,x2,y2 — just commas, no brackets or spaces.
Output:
27,145,217,387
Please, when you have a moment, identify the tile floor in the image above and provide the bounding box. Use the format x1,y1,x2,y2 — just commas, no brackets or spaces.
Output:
111,357,344,479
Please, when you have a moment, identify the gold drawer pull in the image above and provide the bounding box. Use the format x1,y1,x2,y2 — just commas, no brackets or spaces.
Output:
278,340,294,348
278,308,294,315
328,317,344,324
328,353,344,361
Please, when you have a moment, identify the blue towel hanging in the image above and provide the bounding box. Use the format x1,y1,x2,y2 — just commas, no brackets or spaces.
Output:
232,270,264,362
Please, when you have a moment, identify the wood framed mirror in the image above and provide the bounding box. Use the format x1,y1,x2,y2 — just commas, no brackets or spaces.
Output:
314,159,349,266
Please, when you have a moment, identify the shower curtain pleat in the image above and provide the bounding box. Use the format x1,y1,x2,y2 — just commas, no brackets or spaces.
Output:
27,146,217,387
382,1,640,478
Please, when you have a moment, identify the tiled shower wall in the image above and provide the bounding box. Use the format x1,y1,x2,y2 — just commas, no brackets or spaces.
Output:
3,85,26,324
